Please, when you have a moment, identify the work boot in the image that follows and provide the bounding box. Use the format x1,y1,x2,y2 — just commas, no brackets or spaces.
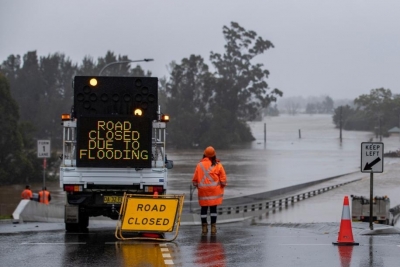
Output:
211,223,217,236
202,223,208,236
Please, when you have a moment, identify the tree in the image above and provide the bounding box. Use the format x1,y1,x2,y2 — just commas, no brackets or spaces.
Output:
165,55,214,148
0,72,41,184
354,88,394,133
162,22,282,148
210,22,282,122
322,96,334,113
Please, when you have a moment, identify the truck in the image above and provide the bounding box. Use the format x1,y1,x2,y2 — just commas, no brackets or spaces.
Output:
351,195,391,225
60,76,173,232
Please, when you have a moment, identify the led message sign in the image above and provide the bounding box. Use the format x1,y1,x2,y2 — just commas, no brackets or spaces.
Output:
77,116,152,168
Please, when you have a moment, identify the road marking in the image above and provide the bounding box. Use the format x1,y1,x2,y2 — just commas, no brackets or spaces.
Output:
21,242,86,245
279,244,331,246
164,259,174,265
160,244,174,265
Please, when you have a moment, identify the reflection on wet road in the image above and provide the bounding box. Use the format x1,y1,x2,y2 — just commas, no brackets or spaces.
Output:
2,221,400,267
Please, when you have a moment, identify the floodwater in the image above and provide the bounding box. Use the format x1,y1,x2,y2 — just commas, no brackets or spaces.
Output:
1,114,398,216
167,114,393,198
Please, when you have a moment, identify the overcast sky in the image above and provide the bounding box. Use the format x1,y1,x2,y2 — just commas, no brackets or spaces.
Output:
1,0,399,100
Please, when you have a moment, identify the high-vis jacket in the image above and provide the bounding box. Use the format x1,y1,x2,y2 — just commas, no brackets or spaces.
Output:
38,190,51,204
192,158,227,206
21,189,33,200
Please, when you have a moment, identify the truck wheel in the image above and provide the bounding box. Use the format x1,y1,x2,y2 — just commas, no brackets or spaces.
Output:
65,223,79,232
79,213,89,231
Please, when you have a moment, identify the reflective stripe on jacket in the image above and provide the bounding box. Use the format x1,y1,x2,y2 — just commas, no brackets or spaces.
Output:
192,158,227,206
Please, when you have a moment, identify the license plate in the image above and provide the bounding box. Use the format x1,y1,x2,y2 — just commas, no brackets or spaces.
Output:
103,196,123,204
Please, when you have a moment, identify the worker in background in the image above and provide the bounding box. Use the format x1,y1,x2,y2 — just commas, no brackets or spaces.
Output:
21,185,33,200
38,187,51,204
192,146,227,236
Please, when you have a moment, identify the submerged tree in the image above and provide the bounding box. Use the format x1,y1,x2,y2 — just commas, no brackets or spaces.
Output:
210,22,282,122
165,55,215,148
164,22,282,149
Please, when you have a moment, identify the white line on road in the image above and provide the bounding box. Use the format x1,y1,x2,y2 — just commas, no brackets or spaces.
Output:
279,244,332,246
21,242,86,245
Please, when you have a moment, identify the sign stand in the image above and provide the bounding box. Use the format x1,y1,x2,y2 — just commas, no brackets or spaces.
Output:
361,142,384,230
115,193,185,242
369,171,373,230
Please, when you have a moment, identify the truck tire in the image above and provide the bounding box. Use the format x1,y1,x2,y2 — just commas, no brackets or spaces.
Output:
65,223,79,232
79,212,89,230
65,212,89,232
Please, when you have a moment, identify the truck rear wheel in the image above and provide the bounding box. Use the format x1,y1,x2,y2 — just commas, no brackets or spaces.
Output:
65,211,89,232
79,212,89,230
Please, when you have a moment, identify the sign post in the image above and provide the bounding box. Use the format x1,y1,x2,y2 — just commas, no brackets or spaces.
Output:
37,140,51,190
361,142,384,230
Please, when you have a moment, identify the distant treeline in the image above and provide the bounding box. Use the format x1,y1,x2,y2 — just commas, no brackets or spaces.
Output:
0,22,283,185
332,88,400,135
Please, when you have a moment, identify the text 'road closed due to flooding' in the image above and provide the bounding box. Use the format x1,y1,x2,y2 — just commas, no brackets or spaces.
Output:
122,198,179,232
76,116,152,168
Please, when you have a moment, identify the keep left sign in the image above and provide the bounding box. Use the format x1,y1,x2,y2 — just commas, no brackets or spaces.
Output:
361,142,384,173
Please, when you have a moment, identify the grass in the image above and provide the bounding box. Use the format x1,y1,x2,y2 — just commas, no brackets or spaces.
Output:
0,215,12,220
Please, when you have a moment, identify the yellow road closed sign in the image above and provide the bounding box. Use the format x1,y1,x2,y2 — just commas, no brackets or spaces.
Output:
121,197,179,232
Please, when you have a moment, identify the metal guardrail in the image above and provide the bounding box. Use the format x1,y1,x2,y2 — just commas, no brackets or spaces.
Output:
190,180,359,216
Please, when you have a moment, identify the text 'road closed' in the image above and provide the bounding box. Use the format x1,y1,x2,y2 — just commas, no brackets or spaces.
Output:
121,198,179,232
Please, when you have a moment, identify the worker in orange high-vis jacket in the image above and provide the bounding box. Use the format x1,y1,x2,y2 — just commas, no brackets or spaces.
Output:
192,146,227,236
38,187,51,205
21,185,33,200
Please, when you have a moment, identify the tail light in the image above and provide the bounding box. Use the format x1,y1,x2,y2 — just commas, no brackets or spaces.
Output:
64,185,83,192
144,185,163,193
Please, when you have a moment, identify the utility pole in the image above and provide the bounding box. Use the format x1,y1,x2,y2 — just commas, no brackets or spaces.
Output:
339,106,342,142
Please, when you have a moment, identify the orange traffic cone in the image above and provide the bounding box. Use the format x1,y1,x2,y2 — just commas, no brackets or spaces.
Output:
153,191,159,198
333,196,359,246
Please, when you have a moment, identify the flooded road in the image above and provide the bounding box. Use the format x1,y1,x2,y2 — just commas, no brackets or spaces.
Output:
166,114,386,198
1,114,398,216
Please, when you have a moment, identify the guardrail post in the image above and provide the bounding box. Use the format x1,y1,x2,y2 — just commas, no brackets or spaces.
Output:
218,207,223,215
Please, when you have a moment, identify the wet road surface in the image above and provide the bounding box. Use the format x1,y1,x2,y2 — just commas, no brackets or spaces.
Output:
1,220,400,267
